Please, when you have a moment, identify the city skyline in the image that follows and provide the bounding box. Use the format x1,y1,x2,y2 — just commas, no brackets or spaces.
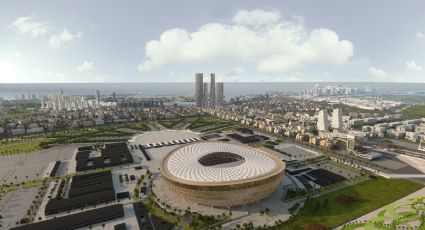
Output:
194,73,224,108
1,0,425,83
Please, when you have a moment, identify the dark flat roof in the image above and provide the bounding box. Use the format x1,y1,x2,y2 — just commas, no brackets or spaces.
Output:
11,204,124,230
69,171,113,197
45,189,116,215
76,142,133,172
114,223,127,230
46,171,116,215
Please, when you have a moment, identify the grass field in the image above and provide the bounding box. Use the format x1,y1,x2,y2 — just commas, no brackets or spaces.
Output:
0,110,42,121
280,178,423,229
0,139,44,155
401,105,425,119
158,119,182,129
188,117,234,133
130,122,150,131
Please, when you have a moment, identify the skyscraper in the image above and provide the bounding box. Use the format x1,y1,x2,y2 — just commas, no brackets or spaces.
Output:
112,92,116,102
203,82,209,107
195,73,203,107
215,82,224,106
331,108,343,132
209,73,216,107
95,90,100,105
317,109,329,132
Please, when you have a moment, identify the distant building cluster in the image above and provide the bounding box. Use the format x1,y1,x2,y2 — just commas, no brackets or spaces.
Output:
195,73,224,107
327,97,403,111
15,93,40,101
350,115,425,142
40,89,123,110
300,84,360,97
41,95,109,110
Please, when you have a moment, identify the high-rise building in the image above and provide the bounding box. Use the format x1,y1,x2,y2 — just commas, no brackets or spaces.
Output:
317,109,329,132
60,88,64,95
209,73,216,107
112,92,116,102
203,82,209,107
95,90,100,104
195,73,203,107
215,82,224,106
331,108,343,132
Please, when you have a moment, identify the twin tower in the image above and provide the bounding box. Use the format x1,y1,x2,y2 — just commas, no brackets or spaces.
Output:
195,73,224,108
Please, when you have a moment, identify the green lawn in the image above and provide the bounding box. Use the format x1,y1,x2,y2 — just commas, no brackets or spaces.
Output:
280,178,423,229
130,122,150,131
0,139,45,155
401,105,425,119
0,110,42,121
188,117,234,132
158,119,182,129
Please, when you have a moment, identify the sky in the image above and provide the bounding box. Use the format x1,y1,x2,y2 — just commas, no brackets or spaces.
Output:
1,0,425,83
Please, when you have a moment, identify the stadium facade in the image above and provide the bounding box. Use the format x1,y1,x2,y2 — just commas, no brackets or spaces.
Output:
161,142,285,207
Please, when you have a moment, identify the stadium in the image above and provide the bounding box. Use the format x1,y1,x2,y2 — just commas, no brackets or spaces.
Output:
161,141,285,207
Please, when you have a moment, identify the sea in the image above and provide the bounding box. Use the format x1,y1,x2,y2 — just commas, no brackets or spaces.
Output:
0,82,425,100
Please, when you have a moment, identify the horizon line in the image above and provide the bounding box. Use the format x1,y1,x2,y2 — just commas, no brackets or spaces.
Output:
1,81,425,84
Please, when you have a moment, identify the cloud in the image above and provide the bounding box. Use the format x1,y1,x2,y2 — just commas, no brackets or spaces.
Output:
77,60,94,71
368,66,389,80
138,9,353,73
49,28,82,48
417,31,424,39
233,9,280,27
406,61,422,71
11,16,50,37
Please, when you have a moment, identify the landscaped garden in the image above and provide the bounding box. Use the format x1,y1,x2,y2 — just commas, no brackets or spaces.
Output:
343,196,425,229
277,178,423,229
158,119,183,129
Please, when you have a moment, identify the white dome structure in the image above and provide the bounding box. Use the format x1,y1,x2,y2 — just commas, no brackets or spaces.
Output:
161,141,285,207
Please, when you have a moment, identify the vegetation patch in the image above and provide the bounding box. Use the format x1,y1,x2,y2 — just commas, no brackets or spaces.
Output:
0,138,45,155
277,178,423,230
130,122,150,131
158,119,182,129
336,194,363,207
402,105,425,119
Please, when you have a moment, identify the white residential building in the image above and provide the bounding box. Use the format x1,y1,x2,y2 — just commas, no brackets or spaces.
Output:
317,109,329,132
331,108,343,132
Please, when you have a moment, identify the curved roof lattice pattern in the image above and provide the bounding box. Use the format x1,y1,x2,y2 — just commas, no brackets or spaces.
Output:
166,142,278,182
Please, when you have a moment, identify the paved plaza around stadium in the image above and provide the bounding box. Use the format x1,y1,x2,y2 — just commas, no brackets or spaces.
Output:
274,143,320,160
